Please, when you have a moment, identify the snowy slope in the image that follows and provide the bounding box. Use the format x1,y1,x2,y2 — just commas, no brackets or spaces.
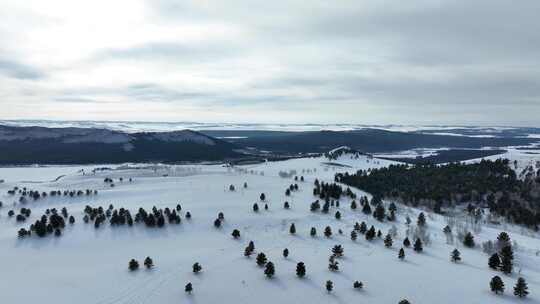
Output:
0,155,539,304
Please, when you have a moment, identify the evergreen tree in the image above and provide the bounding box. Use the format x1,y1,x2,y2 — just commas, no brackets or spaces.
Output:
284,201,290,209
310,227,317,237
332,245,344,257
144,257,154,269
290,223,296,234
185,282,193,294
260,193,266,201
417,212,426,227
351,230,358,241
335,211,341,220
403,237,411,247
192,262,202,273
353,281,363,289
451,249,461,262
253,203,259,212
129,259,139,271
399,300,411,304
185,211,191,219
232,229,241,239
265,203,268,210
374,204,386,222
362,203,372,215
283,248,289,258
463,232,475,248
365,226,376,241
398,248,405,260
296,262,306,278
514,277,529,298
214,218,221,228
326,280,333,293
264,261,275,278
413,238,423,252
377,230,382,238
384,234,393,248
248,240,255,252
359,222,367,234
244,246,253,257
351,200,357,210
324,226,332,238
256,252,267,266
500,245,514,274
328,256,339,271
490,276,505,294
488,253,500,270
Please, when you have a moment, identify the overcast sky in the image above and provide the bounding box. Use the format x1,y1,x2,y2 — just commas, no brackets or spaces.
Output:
1,0,539,126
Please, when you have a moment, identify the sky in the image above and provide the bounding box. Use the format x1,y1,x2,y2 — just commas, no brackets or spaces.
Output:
0,0,539,126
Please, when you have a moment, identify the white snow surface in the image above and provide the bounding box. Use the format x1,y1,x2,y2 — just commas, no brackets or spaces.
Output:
1,154,540,304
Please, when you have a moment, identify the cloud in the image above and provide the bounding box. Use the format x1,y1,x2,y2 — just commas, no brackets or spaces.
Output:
0,59,45,80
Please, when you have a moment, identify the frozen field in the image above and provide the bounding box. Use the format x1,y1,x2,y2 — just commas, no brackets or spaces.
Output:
1,155,540,304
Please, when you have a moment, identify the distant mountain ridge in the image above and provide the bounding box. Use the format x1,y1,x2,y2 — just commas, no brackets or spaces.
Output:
0,125,240,165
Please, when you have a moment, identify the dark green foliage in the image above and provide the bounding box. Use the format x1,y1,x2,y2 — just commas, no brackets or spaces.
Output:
351,200,357,210
253,203,259,212
451,249,461,262
264,261,275,278
256,252,267,266
332,245,344,257
260,193,266,201
365,226,376,241
192,262,202,273
398,300,411,304
326,280,333,293
284,201,290,209
290,223,296,234
351,230,358,241
324,226,332,238
296,262,306,278
185,282,193,294
353,281,363,289
335,211,341,220
310,227,317,237
362,203,372,215
463,232,475,248
403,237,411,247
359,222,367,234
398,248,405,260
214,218,221,228
129,259,139,271
417,213,426,227
374,204,386,222
500,245,514,274
490,276,505,294
328,256,339,272
283,248,289,258
144,257,153,269
488,253,501,270
413,238,423,252
232,229,241,239
384,234,393,248
514,277,529,298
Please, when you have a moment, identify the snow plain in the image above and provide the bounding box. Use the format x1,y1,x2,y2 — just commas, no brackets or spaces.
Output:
1,154,540,304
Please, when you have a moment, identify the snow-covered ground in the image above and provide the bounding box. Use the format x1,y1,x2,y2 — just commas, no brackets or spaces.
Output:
1,154,540,304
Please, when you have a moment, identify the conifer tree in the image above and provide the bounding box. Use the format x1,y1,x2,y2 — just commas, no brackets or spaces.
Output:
283,248,289,258
490,276,505,294
185,282,193,294
403,237,411,247
463,232,475,248
328,256,339,271
253,203,259,212
311,227,317,237
362,203,372,215
244,246,253,257
192,262,202,273
353,281,363,289
351,200,357,210
374,204,386,222
284,201,290,209
413,238,423,252
417,212,426,227
399,300,410,304
500,245,514,274
384,234,393,248
264,261,275,278
185,211,191,219
264,203,268,210
260,193,266,201
129,259,139,271
144,257,154,269
488,253,500,269
296,262,306,278
335,211,341,220
398,248,405,260
365,226,376,241
232,229,241,239
451,249,461,262
214,218,221,228
351,230,358,241
514,277,529,298
326,280,333,293
359,222,367,234
324,226,332,238
256,252,267,266
290,223,296,234
332,245,344,257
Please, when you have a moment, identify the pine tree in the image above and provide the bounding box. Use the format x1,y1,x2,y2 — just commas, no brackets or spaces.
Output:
403,237,411,247
244,246,253,257
324,226,332,238
185,282,193,294
413,238,423,252
399,300,411,304
463,232,475,248
129,259,139,271
144,257,153,269
351,230,358,241
451,249,461,262
351,200,357,210
365,226,376,241
384,234,393,248
374,204,386,222
514,277,529,298
192,262,202,273
310,227,317,237
253,203,259,212
359,222,367,234
500,245,514,274
490,276,505,294
417,212,426,227
335,211,341,220
398,248,405,260
362,203,372,215
332,245,344,257
284,201,290,209
264,203,268,210
256,252,267,266
290,223,296,234
488,253,500,270
260,193,266,201
218,212,225,220
232,229,241,239
328,256,339,271
248,240,255,252
264,261,275,278
296,262,306,278
326,280,333,293
353,281,363,289
283,248,289,258
214,218,221,228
